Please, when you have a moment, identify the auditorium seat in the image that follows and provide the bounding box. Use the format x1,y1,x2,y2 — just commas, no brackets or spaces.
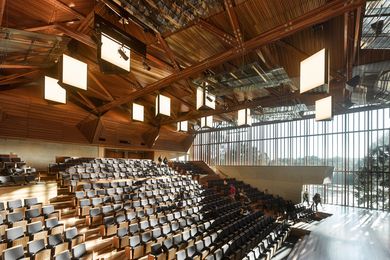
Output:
64,227,84,249
125,235,144,259
45,217,64,235
25,208,43,223
26,221,47,241
48,233,68,256
7,200,23,213
27,238,51,260
54,250,71,260
2,245,27,260
6,226,27,248
71,243,89,260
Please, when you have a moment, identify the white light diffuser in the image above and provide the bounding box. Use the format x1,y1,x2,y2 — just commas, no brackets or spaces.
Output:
315,96,332,121
61,54,88,90
44,76,66,104
155,94,171,116
177,121,188,132
132,103,144,122
300,48,328,93
196,85,215,110
100,32,131,72
237,108,252,126
200,116,213,128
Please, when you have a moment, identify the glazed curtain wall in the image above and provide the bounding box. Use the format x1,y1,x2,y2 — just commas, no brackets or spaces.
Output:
192,107,390,211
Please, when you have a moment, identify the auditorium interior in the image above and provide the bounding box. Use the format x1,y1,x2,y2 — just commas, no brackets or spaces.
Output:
0,0,389,259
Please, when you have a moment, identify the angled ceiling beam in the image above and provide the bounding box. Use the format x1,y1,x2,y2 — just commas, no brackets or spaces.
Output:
47,0,86,20
89,73,114,101
224,0,243,46
197,19,235,47
76,91,97,110
156,33,180,71
156,33,196,101
77,1,105,33
0,64,47,69
0,70,42,85
55,23,96,48
95,0,364,114
0,0,6,26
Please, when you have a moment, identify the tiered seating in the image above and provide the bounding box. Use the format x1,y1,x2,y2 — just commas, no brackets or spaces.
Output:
208,179,297,218
51,158,292,259
0,197,92,260
0,155,37,185
171,161,205,176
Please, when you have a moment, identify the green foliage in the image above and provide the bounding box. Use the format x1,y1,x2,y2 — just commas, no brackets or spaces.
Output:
354,134,389,210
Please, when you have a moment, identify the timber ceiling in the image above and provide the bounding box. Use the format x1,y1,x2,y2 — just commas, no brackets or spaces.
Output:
0,0,387,151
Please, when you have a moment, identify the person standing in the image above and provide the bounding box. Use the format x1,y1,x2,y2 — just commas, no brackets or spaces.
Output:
229,183,236,201
303,189,310,207
312,193,322,211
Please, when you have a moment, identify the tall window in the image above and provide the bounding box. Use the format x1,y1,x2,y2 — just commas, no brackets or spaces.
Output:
192,107,390,211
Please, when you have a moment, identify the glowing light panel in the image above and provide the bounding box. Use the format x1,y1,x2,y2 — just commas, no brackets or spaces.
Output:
300,48,328,93
100,32,130,71
315,96,332,121
62,54,88,90
132,103,144,122
44,76,66,104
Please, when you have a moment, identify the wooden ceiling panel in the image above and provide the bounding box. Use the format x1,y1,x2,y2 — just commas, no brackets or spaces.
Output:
165,25,227,65
0,0,370,152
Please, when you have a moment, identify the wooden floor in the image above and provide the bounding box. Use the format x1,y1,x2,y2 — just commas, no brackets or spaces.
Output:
288,205,390,260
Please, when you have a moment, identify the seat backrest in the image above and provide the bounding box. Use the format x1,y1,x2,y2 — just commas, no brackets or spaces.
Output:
163,237,173,249
117,227,128,238
139,220,149,230
27,238,45,255
7,199,22,210
24,197,38,207
129,223,139,234
25,208,40,219
79,199,90,207
65,227,78,240
103,216,114,226
72,243,87,258
7,212,23,223
54,250,71,260
42,205,54,215
115,214,126,224
186,245,196,257
173,234,182,245
45,217,59,229
6,226,24,241
152,228,161,238
141,231,151,243
176,250,186,260
48,233,63,246
195,240,204,251
90,207,101,217
27,221,42,235
129,235,140,247
3,245,24,260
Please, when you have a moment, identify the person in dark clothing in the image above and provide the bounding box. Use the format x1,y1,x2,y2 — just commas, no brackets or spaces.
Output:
163,157,168,165
312,193,322,211
157,156,162,165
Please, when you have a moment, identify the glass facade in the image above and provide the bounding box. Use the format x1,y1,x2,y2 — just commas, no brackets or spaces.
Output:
192,107,390,211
